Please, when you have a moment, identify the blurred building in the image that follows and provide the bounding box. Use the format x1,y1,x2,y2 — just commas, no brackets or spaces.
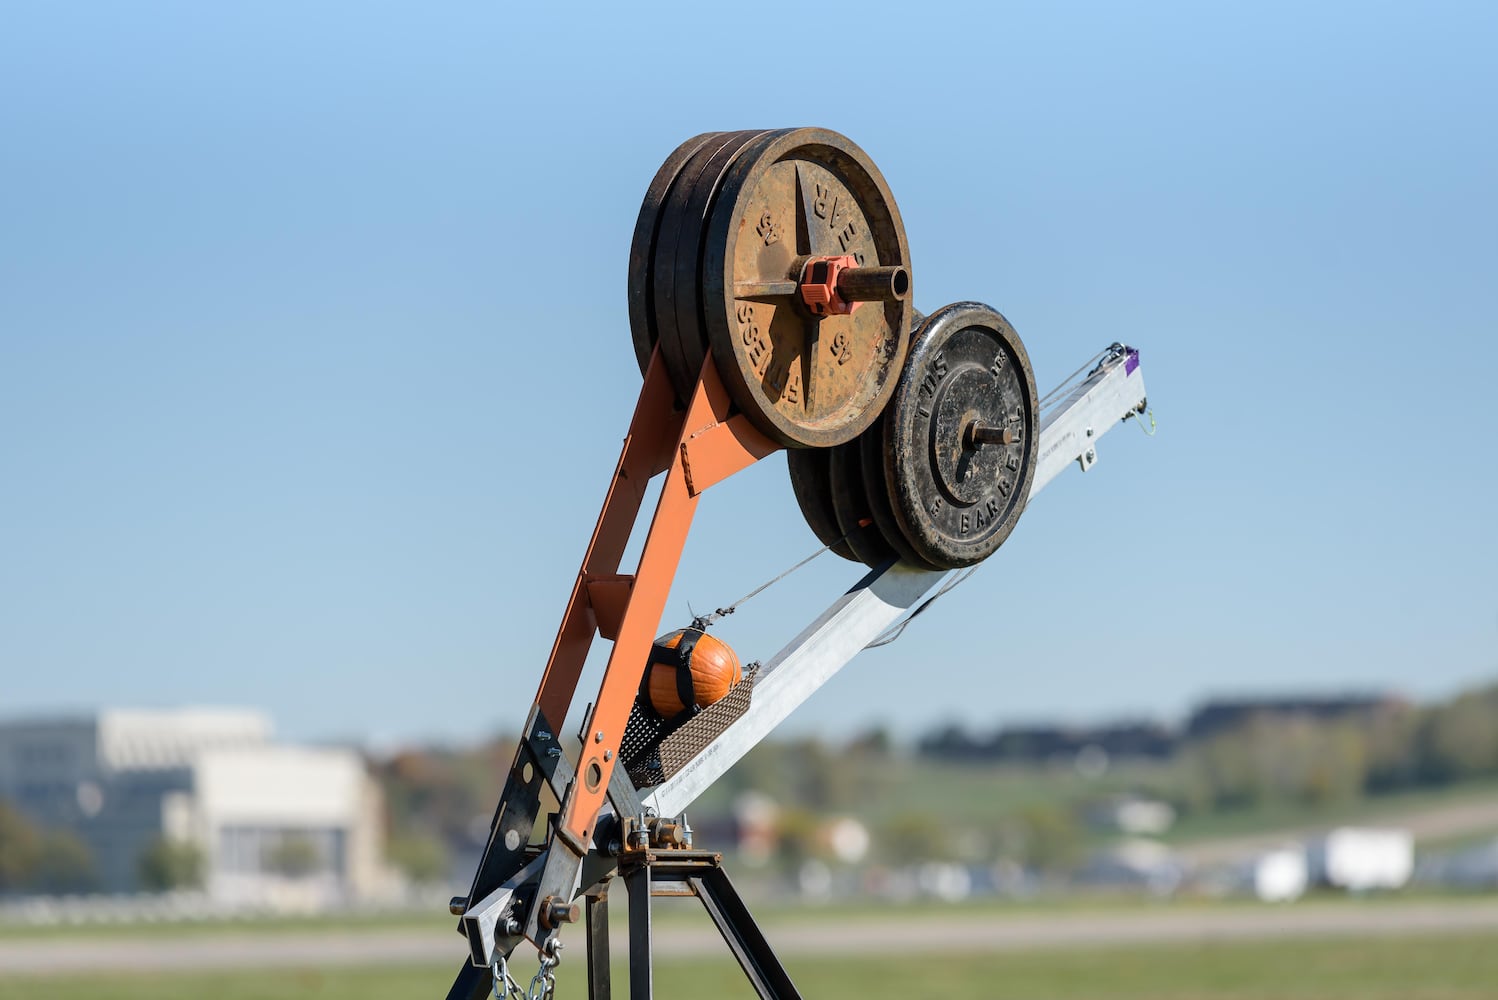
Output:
0,708,386,908
1084,795,1177,836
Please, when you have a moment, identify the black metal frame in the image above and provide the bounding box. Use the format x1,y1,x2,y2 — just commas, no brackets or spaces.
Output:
444,712,797,1000
592,849,802,1000
450,846,799,1000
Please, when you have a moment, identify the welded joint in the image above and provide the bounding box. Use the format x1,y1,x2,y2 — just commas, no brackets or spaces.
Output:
679,414,779,497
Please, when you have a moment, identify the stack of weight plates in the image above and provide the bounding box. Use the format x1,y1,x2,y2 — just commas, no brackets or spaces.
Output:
629,130,1039,570
627,128,914,449
789,302,1038,570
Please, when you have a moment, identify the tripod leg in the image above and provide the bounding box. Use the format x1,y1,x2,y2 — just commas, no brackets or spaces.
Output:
587,892,612,1000
693,867,801,1000
625,865,654,999
444,960,490,1000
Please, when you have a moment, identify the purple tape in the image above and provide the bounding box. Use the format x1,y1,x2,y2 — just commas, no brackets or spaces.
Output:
1125,349,1139,375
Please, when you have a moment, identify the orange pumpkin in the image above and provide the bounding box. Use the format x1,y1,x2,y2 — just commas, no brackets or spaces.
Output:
644,628,742,719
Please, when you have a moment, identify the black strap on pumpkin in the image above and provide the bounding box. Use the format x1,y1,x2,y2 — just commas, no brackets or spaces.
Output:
640,627,705,724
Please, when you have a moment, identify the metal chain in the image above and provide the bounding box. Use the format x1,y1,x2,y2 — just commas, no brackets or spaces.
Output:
528,951,558,1000
491,953,520,1000
491,943,561,1000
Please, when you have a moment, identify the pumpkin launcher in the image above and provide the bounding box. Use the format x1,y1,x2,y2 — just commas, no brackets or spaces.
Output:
444,129,1152,1000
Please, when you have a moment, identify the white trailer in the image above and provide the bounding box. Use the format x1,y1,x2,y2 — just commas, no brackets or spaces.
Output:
1308,827,1414,891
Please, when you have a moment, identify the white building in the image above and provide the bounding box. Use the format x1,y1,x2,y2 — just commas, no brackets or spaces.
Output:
0,709,387,908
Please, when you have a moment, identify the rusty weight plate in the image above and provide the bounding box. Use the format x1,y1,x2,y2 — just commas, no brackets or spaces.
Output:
786,447,857,562
654,129,789,401
627,131,723,376
701,128,913,448
878,302,1038,569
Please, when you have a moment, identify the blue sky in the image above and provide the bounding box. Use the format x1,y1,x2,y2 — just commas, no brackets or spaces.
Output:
2,2,1494,749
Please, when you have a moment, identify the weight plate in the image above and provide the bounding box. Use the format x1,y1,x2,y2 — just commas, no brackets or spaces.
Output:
656,129,788,402
647,130,780,400
859,308,935,569
881,302,1039,569
628,132,723,376
786,447,857,562
828,438,899,568
859,407,928,568
701,129,913,448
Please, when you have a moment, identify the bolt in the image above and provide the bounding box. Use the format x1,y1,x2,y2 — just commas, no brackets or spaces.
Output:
964,422,1015,448
448,896,469,916
500,917,520,936
540,896,580,928
603,749,614,762
594,731,604,743
628,818,651,849
654,822,686,848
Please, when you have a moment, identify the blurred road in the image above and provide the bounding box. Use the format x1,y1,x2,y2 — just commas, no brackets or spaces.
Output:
5,900,1498,974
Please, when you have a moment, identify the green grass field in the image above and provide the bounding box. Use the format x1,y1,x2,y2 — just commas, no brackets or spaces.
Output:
2,931,1494,1000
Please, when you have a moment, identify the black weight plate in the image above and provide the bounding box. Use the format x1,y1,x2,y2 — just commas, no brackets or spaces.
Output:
786,447,858,562
859,407,933,569
701,129,913,448
828,438,899,569
882,302,1039,569
628,131,723,376
859,307,934,568
652,130,785,402
649,130,761,398
794,304,930,569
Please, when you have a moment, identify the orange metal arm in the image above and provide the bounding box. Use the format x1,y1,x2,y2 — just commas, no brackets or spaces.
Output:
525,344,777,849
529,348,683,730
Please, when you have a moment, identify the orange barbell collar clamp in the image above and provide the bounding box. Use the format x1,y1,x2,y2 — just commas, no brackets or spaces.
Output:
798,254,863,317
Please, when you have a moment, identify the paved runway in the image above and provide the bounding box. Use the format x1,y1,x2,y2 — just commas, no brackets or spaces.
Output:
5,900,1498,975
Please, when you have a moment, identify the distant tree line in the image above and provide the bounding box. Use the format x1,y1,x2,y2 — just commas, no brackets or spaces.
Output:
918,680,1498,810
370,739,514,882
918,720,1178,763
369,679,1498,878
1184,682,1498,809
